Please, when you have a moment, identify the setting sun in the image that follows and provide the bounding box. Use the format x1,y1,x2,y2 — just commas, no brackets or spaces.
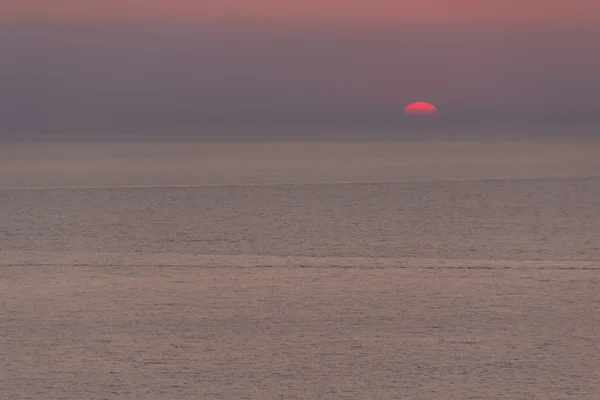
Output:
404,102,438,115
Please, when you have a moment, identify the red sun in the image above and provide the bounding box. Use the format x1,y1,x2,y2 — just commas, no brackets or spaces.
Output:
404,102,438,115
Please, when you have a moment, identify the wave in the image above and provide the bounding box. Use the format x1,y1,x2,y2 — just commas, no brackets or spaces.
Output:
2,251,597,270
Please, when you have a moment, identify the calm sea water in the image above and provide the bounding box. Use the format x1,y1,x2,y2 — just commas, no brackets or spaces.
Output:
1,137,599,399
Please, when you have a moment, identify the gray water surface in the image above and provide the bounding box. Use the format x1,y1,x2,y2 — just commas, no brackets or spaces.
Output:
1,138,599,399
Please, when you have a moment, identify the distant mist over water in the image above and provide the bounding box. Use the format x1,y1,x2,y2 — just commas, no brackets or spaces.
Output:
1,21,599,137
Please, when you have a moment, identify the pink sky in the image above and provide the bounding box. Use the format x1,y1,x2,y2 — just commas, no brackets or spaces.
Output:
1,1,599,128
3,0,599,22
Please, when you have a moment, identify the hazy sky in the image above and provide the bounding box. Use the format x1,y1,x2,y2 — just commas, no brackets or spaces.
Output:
1,1,599,132
3,0,600,22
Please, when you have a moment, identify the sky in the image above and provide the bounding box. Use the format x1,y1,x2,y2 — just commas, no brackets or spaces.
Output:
1,1,599,133
3,0,600,22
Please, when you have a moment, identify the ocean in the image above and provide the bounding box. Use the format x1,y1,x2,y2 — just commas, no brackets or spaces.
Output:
1,135,599,399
